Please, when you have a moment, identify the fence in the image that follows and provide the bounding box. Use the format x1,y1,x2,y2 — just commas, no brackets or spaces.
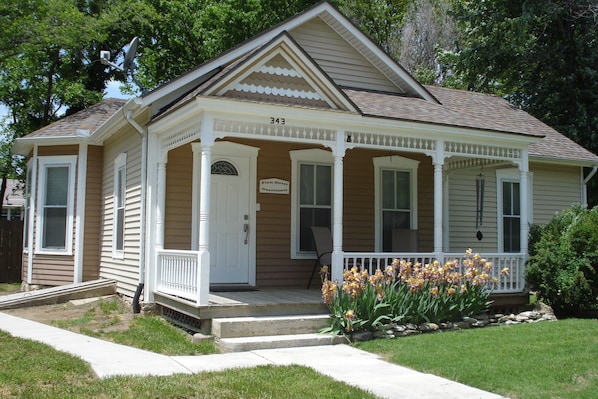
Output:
0,219,23,283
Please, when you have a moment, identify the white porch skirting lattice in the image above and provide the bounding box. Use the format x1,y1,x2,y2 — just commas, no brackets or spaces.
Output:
155,250,526,304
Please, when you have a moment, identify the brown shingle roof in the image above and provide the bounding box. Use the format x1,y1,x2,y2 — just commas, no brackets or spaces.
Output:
345,86,598,164
24,98,127,139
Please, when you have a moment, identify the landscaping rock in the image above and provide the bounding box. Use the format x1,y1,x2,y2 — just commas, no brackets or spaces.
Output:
351,331,374,342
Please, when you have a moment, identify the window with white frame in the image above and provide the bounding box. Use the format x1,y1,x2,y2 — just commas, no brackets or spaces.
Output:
290,149,333,258
497,168,532,253
35,156,77,254
113,153,126,257
374,156,419,251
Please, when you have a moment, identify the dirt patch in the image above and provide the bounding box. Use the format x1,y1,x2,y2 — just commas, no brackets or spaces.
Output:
2,295,136,334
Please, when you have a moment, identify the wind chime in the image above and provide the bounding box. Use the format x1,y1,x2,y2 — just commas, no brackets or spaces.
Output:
475,169,485,241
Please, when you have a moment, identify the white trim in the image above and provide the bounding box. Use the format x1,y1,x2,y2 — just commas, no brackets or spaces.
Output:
496,168,533,252
112,152,127,259
373,155,419,251
35,155,77,255
289,148,334,259
74,144,88,283
26,148,37,284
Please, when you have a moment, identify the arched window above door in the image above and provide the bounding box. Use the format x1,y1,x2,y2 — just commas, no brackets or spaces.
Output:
211,160,238,176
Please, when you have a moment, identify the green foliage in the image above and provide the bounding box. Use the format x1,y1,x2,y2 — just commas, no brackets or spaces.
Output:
136,0,319,89
321,251,503,336
526,205,598,317
445,0,598,164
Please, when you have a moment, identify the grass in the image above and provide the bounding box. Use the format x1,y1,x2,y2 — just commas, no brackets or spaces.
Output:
0,330,376,399
356,318,598,399
50,297,217,355
0,282,20,295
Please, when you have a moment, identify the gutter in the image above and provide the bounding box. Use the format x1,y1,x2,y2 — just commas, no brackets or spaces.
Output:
124,107,148,313
582,166,598,207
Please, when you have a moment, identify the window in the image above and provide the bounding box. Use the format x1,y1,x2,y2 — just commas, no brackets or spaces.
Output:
290,149,333,258
374,156,419,251
502,181,520,252
113,153,126,257
36,156,77,254
497,168,532,253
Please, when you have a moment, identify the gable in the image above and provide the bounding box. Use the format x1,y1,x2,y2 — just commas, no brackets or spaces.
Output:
143,1,438,113
200,33,358,112
289,17,401,94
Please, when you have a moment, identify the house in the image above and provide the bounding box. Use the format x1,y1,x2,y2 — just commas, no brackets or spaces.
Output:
1,179,25,221
13,1,598,315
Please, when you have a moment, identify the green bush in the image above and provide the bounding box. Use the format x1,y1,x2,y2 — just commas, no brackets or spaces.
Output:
525,205,598,317
320,250,506,336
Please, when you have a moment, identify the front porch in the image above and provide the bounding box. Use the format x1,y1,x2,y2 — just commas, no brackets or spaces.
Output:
155,249,527,306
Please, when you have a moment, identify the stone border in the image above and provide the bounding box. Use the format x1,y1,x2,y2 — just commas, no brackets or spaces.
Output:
351,303,557,342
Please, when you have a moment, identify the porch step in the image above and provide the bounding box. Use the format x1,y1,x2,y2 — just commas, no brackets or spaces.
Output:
212,314,330,338
216,333,349,353
212,314,345,352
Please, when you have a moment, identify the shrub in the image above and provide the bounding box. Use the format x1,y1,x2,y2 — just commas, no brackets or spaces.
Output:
321,250,506,336
526,205,598,317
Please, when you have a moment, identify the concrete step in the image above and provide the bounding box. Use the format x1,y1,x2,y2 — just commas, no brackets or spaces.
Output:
212,314,330,339
216,333,349,353
0,279,117,310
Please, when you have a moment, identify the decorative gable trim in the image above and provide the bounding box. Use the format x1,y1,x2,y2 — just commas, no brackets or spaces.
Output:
203,32,359,112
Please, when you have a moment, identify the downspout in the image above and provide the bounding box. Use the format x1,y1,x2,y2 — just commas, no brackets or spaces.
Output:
125,108,147,313
582,166,597,207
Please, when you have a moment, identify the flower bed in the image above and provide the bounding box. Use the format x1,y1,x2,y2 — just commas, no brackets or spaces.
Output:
321,249,510,337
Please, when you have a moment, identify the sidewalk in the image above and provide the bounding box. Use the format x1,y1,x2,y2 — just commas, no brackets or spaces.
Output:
0,312,507,399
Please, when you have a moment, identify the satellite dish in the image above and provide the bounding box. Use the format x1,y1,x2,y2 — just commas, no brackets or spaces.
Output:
100,37,144,92
123,37,139,74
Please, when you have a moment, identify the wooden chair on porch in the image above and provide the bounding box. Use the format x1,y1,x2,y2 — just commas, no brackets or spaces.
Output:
392,229,418,252
308,226,333,289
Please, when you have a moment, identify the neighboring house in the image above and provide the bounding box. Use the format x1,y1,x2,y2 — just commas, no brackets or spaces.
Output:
13,2,598,312
1,179,25,221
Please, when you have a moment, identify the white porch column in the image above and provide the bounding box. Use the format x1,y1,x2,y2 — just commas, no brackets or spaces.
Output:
433,141,445,257
155,157,167,250
331,131,346,283
197,122,214,305
519,149,529,255
191,143,202,251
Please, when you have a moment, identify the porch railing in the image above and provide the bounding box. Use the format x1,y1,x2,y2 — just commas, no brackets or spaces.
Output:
343,252,526,294
154,250,526,302
156,249,201,303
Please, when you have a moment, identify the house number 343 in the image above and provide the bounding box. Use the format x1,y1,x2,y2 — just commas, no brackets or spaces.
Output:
270,117,286,125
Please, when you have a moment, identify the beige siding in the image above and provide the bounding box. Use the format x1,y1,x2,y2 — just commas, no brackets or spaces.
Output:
531,162,582,225
83,145,102,281
164,145,193,249
448,167,498,253
28,146,79,286
99,125,143,297
162,138,433,287
290,19,400,93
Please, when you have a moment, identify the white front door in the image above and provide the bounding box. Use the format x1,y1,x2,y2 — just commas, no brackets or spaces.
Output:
209,154,251,284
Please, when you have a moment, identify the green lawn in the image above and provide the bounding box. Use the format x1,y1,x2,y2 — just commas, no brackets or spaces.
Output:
356,318,598,399
0,330,376,399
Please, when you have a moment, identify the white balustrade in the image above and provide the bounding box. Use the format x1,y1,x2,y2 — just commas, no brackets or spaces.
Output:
156,250,201,303
342,252,526,294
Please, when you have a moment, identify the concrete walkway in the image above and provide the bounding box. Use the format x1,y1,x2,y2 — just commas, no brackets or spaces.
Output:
0,312,507,399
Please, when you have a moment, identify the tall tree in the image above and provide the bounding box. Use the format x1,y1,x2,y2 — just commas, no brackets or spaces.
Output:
445,0,598,203
0,0,154,202
135,0,320,89
398,0,457,84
